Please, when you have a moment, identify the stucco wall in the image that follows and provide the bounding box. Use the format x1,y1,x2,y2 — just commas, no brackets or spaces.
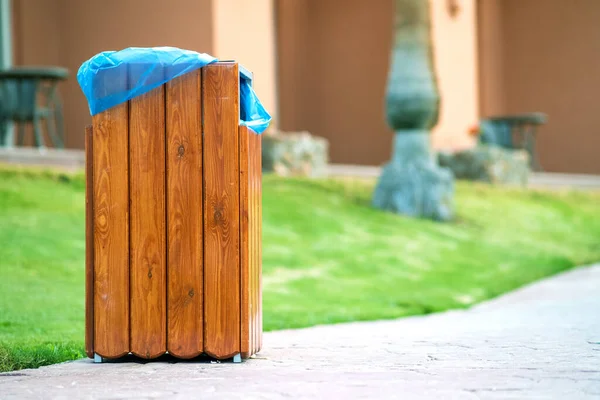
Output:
277,0,395,166
501,0,600,174
430,0,479,151
212,0,277,120
13,0,214,149
276,0,479,166
275,0,310,132
477,0,506,117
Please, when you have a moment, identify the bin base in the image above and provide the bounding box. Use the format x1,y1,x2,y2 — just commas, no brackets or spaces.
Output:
92,352,245,364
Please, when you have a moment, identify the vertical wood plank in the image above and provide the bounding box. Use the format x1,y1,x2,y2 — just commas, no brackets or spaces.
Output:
239,127,263,359
253,131,260,355
202,63,241,359
85,125,94,359
251,131,257,356
166,69,204,358
92,103,130,359
239,125,251,358
247,130,255,357
257,131,263,352
129,84,166,359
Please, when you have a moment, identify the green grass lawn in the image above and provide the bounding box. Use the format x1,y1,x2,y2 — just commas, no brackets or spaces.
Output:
1,165,599,372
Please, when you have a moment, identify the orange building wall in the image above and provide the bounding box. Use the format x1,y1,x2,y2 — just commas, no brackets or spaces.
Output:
212,0,277,120
477,0,506,117
478,0,600,174
12,0,600,173
430,0,479,152
277,0,395,166
502,0,600,174
13,0,214,149
276,0,479,166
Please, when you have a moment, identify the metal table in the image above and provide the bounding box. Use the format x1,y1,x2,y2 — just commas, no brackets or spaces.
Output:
0,66,69,148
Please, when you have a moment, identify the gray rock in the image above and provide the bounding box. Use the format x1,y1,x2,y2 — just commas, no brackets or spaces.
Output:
438,145,530,185
262,130,329,178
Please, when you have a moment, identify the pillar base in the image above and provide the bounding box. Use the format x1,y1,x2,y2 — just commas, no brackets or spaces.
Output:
373,133,454,221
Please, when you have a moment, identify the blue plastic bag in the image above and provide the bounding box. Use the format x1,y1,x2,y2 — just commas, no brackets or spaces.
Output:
239,75,271,134
77,46,271,134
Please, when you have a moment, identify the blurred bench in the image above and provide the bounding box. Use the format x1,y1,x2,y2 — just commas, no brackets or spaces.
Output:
479,112,547,171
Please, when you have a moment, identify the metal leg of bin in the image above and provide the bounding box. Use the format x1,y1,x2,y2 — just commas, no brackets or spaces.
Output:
232,354,242,363
93,353,105,363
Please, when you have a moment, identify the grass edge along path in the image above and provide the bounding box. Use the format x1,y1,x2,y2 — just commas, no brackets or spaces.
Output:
1,165,599,372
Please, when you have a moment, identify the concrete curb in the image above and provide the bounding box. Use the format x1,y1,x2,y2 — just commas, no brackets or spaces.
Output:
0,147,85,171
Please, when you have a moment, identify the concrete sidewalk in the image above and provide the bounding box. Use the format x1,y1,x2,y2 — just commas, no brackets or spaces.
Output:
327,164,600,191
0,147,85,172
2,148,599,191
1,264,599,399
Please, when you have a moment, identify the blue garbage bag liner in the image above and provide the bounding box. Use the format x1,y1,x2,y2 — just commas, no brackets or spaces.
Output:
77,46,271,134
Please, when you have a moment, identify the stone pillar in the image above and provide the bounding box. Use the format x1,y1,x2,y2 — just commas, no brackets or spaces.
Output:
372,0,454,221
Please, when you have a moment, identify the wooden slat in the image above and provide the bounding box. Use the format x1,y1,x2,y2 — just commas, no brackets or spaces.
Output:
92,102,130,359
251,131,257,356
256,130,263,352
129,84,167,359
248,131,253,356
85,125,94,359
239,125,251,358
245,128,257,357
202,63,241,359
166,69,204,358
256,131,263,353
253,131,260,355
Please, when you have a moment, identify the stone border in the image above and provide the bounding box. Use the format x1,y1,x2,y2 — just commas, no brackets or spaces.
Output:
326,164,600,190
0,149,598,191
0,147,85,171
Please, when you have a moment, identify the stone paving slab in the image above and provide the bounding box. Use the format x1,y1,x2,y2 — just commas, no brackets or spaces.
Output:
1,264,599,399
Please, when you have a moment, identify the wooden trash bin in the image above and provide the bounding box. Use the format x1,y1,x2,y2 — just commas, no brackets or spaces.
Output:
84,62,262,363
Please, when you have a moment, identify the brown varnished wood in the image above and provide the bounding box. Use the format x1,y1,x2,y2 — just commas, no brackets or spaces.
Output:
166,69,204,358
92,102,130,359
202,63,241,359
256,130,263,353
129,85,167,359
88,62,263,361
239,125,251,358
240,126,263,358
251,130,258,356
85,125,94,359
253,130,261,355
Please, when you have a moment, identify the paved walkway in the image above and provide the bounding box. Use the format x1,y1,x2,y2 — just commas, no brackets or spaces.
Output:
327,164,600,191
2,149,599,191
0,147,85,172
1,264,599,399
